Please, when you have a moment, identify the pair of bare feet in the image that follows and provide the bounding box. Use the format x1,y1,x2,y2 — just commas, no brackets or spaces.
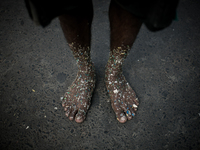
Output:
58,0,142,123
61,50,139,123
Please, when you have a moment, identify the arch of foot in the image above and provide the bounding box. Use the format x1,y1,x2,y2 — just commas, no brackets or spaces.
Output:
61,42,96,123
105,46,139,123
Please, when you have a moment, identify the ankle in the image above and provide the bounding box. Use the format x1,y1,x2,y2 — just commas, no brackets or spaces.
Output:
77,60,94,72
106,57,123,72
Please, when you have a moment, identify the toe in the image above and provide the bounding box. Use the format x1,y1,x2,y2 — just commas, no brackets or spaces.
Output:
117,113,127,123
122,105,133,120
65,107,71,117
112,101,128,123
133,97,139,106
62,96,70,107
126,109,133,120
64,103,71,116
128,99,139,112
115,109,127,123
62,99,67,107
75,113,85,123
62,102,66,107
75,107,87,123
75,116,84,123
132,103,138,112
129,106,135,117
69,108,78,120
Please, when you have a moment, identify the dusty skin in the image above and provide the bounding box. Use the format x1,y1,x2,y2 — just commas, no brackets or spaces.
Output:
61,45,139,123
62,63,95,123
61,44,96,123
105,48,139,123
59,0,141,123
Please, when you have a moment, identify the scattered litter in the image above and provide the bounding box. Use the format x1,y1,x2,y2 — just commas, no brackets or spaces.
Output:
113,89,119,94
32,89,35,92
60,97,63,101
198,113,200,117
133,104,138,108
54,107,58,110
44,115,46,118
26,126,29,129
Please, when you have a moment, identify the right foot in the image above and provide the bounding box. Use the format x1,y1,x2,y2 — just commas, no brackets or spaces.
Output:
62,61,96,123
61,43,96,123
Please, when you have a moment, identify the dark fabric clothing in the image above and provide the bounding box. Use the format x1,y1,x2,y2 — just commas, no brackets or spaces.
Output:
115,0,179,31
25,0,179,31
24,0,91,27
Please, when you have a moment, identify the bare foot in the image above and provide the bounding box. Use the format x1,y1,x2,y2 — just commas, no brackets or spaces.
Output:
105,56,139,123
62,62,96,123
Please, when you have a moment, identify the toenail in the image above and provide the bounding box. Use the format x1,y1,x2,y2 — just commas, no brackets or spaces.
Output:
64,107,68,111
69,116,74,120
76,116,82,120
120,113,124,116
120,116,126,121
126,110,131,115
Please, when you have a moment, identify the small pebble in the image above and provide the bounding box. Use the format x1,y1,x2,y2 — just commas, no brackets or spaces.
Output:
133,104,138,108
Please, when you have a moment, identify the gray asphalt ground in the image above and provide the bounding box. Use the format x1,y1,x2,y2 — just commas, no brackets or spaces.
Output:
0,0,200,149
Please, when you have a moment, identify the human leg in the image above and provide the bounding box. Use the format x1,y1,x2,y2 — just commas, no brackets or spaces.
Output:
106,0,142,123
59,0,95,123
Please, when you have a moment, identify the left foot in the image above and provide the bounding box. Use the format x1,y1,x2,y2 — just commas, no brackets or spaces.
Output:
105,54,139,123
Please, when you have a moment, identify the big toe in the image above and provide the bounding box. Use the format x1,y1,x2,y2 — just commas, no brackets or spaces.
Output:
75,115,85,123
75,109,86,123
118,115,127,123
69,108,77,120
116,111,127,123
